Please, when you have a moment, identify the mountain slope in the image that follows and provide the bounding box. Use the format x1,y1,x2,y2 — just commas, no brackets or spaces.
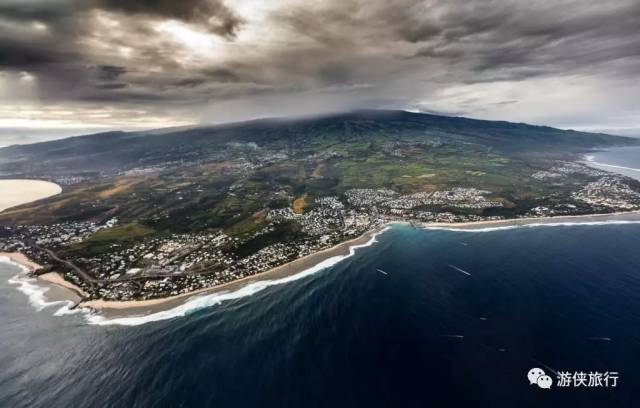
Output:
0,110,635,178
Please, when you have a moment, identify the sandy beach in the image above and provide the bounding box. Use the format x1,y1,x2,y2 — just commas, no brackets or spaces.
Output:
0,252,43,271
0,179,62,213
4,209,640,319
38,272,89,298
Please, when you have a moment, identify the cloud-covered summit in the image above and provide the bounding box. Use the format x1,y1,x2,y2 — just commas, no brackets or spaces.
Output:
0,0,638,135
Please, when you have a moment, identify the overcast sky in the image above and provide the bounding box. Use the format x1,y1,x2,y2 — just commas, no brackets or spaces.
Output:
0,0,639,142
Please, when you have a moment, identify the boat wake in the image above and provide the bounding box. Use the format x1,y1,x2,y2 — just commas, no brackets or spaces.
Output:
447,264,472,276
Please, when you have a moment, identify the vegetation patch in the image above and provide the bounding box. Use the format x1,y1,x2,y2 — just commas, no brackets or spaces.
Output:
66,222,155,256
293,194,312,214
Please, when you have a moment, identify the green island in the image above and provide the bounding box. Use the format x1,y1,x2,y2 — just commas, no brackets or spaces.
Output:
1,110,639,303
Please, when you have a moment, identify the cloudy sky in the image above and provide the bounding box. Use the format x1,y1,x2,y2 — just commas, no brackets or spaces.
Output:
1,0,639,143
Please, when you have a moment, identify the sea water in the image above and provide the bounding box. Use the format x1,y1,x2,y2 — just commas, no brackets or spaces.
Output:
1,223,640,407
586,145,640,181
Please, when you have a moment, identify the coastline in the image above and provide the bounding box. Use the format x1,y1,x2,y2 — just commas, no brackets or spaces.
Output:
79,226,387,316
0,252,89,299
582,148,640,182
422,209,640,230
38,272,89,298
0,252,43,272
4,209,640,319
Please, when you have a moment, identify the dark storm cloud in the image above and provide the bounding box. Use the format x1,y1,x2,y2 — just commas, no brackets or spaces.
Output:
0,0,639,131
95,65,127,81
92,0,244,37
0,0,71,22
408,0,640,79
0,41,56,67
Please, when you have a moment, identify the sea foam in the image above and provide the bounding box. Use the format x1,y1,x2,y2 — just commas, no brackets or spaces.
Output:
1,256,77,314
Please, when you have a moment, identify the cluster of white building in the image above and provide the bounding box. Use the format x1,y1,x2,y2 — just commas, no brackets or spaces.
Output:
532,161,607,181
345,188,503,211
573,177,640,210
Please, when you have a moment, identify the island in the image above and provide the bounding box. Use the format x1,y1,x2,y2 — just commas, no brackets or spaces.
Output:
1,110,639,309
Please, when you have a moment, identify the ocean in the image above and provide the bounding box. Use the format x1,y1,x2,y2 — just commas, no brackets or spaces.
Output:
2,222,640,407
587,146,640,181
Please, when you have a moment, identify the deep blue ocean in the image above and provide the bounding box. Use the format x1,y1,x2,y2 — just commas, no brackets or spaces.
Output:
2,223,640,407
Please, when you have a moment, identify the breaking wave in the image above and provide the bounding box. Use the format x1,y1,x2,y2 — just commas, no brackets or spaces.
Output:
1,256,78,315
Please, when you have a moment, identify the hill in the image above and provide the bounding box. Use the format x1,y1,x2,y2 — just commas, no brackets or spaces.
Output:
0,110,634,178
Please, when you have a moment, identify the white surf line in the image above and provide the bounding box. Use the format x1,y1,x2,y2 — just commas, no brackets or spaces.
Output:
427,219,640,233
376,268,388,275
1,257,77,314
447,264,472,276
587,160,640,173
440,334,465,339
585,156,640,172
86,227,392,326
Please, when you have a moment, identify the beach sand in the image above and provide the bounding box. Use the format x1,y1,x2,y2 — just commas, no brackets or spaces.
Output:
38,272,89,298
5,210,640,319
0,252,43,271
0,179,62,213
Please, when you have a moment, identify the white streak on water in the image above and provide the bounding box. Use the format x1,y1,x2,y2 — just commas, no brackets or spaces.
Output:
87,227,391,326
447,264,472,276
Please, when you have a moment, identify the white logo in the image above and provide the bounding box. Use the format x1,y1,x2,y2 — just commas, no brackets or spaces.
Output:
527,367,619,389
537,374,553,389
527,368,552,389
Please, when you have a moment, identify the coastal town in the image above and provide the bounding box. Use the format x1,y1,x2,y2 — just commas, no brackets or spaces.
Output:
2,160,640,303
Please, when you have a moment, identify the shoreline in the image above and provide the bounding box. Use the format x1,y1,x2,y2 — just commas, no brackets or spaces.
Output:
582,149,640,182
0,252,89,299
80,227,385,316
422,209,640,230
3,209,640,318
0,252,43,272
